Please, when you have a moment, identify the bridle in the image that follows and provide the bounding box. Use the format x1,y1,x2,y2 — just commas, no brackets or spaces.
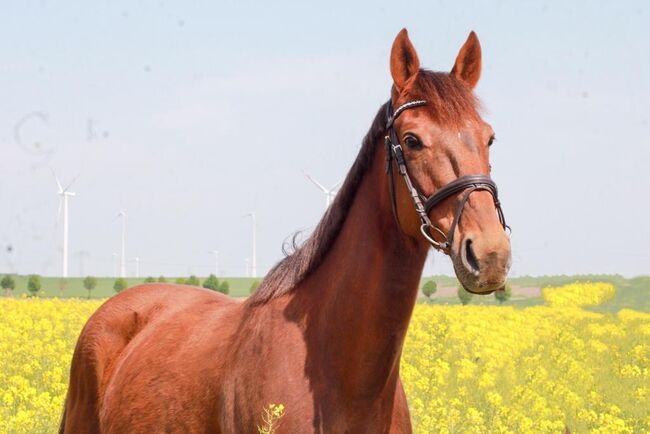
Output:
384,99,508,252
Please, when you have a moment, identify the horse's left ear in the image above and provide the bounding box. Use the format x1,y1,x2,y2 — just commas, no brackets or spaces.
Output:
451,31,482,89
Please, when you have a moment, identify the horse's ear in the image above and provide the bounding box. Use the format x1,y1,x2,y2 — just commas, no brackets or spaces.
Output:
390,29,420,91
451,31,482,89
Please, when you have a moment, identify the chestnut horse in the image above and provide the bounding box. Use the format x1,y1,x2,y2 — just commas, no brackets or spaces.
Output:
61,29,511,433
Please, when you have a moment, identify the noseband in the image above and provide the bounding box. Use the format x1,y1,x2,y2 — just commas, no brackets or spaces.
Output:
384,99,507,252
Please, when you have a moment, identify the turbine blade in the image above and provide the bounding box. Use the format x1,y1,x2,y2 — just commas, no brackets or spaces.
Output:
330,180,343,192
50,168,63,193
303,172,328,193
63,173,80,192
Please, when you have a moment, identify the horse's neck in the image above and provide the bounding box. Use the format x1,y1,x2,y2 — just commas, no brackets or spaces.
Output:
291,139,428,397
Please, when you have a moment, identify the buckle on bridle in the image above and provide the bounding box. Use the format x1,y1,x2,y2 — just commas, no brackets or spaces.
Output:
420,223,449,251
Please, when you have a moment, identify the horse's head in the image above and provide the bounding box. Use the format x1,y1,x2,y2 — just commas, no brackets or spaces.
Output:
388,29,511,294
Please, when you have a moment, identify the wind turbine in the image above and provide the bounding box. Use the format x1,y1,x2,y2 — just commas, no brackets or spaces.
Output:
52,170,77,278
112,253,118,277
117,211,126,278
303,172,342,208
210,250,219,276
244,213,257,277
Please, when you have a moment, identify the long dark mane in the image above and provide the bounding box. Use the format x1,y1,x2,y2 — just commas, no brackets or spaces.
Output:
247,71,479,305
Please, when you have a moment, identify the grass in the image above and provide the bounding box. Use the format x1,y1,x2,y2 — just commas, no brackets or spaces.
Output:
2,274,649,313
419,274,650,312
4,275,261,299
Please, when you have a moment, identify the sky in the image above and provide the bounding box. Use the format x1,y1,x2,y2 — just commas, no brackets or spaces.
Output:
1,0,648,278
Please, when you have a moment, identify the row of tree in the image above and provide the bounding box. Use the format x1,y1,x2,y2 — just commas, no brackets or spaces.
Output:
1,275,42,296
1,274,239,298
139,274,231,294
421,280,512,305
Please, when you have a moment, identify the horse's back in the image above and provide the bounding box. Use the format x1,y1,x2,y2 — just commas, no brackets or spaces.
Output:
61,284,240,434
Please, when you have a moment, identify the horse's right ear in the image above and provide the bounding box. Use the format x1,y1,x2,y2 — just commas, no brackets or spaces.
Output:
390,29,420,91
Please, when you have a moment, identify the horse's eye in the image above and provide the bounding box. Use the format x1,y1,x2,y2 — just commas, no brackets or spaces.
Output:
488,136,496,147
404,134,422,150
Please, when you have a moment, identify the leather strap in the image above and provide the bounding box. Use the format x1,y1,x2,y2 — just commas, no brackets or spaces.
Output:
384,99,507,252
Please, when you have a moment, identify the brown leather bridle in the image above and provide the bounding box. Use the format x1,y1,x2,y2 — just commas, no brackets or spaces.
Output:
384,99,508,252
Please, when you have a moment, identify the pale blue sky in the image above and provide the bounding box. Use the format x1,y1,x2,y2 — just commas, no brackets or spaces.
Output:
1,0,648,277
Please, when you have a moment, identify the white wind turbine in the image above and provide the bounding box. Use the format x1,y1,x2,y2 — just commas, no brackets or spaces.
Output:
117,210,126,278
243,213,257,278
52,170,78,278
303,172,342,208
210,250,219,276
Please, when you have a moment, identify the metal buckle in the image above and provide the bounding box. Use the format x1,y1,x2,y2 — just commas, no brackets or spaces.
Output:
420,223,449,251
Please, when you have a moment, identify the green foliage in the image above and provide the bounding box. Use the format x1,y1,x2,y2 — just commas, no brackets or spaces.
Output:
113,278,128,293
218,280,230,295
83,276,97,299
495,283,512,304
83,276,97,290
1,275,16,294
144,276,156,283
185,275,200,286
422,280,437,299
457,284,473,305
27,275,42,296
157,275,167,283
249,280,261,294
175,277,186,284
202,274,220,291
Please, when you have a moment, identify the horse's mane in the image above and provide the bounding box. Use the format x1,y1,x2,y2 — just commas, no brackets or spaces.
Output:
247,71,479,305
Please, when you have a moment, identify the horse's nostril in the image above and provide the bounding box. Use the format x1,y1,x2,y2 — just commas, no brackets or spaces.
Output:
464,239,480,274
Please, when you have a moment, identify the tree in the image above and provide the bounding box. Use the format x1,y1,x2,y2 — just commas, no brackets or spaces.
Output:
249,280,261,295
113,278,128,293
457,283,473,305
421,280,437,299
218,280,230,295
495,283,512,304
1,275,16,296
175,277,186,284
83,276,98,299
186,275,200,286
144,276,156,283
27,275,42,296
157,275,167,283
202,274,220,291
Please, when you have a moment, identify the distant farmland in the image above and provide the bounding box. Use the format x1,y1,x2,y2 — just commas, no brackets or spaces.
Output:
4,276,261,299
3,274,649,313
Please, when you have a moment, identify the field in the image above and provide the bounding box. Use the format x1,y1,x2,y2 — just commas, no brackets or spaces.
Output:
5,276,260,299
1,281,649,433
5,274,650,314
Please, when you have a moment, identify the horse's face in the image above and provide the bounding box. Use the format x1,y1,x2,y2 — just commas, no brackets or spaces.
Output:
389,30,511,294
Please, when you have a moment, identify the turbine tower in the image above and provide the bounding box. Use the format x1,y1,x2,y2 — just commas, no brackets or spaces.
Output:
117,211,126,278
112,253,118,277
52,170,77,278
304,172,341,208
244,213,257,277
210,250,219,276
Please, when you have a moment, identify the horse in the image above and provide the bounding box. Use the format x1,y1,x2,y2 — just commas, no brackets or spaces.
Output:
60,29,511,433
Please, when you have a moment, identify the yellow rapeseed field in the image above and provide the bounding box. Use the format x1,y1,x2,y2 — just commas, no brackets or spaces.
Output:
542,282,616,307
402,283,650,433
0,298,102,433
1,282,648,433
